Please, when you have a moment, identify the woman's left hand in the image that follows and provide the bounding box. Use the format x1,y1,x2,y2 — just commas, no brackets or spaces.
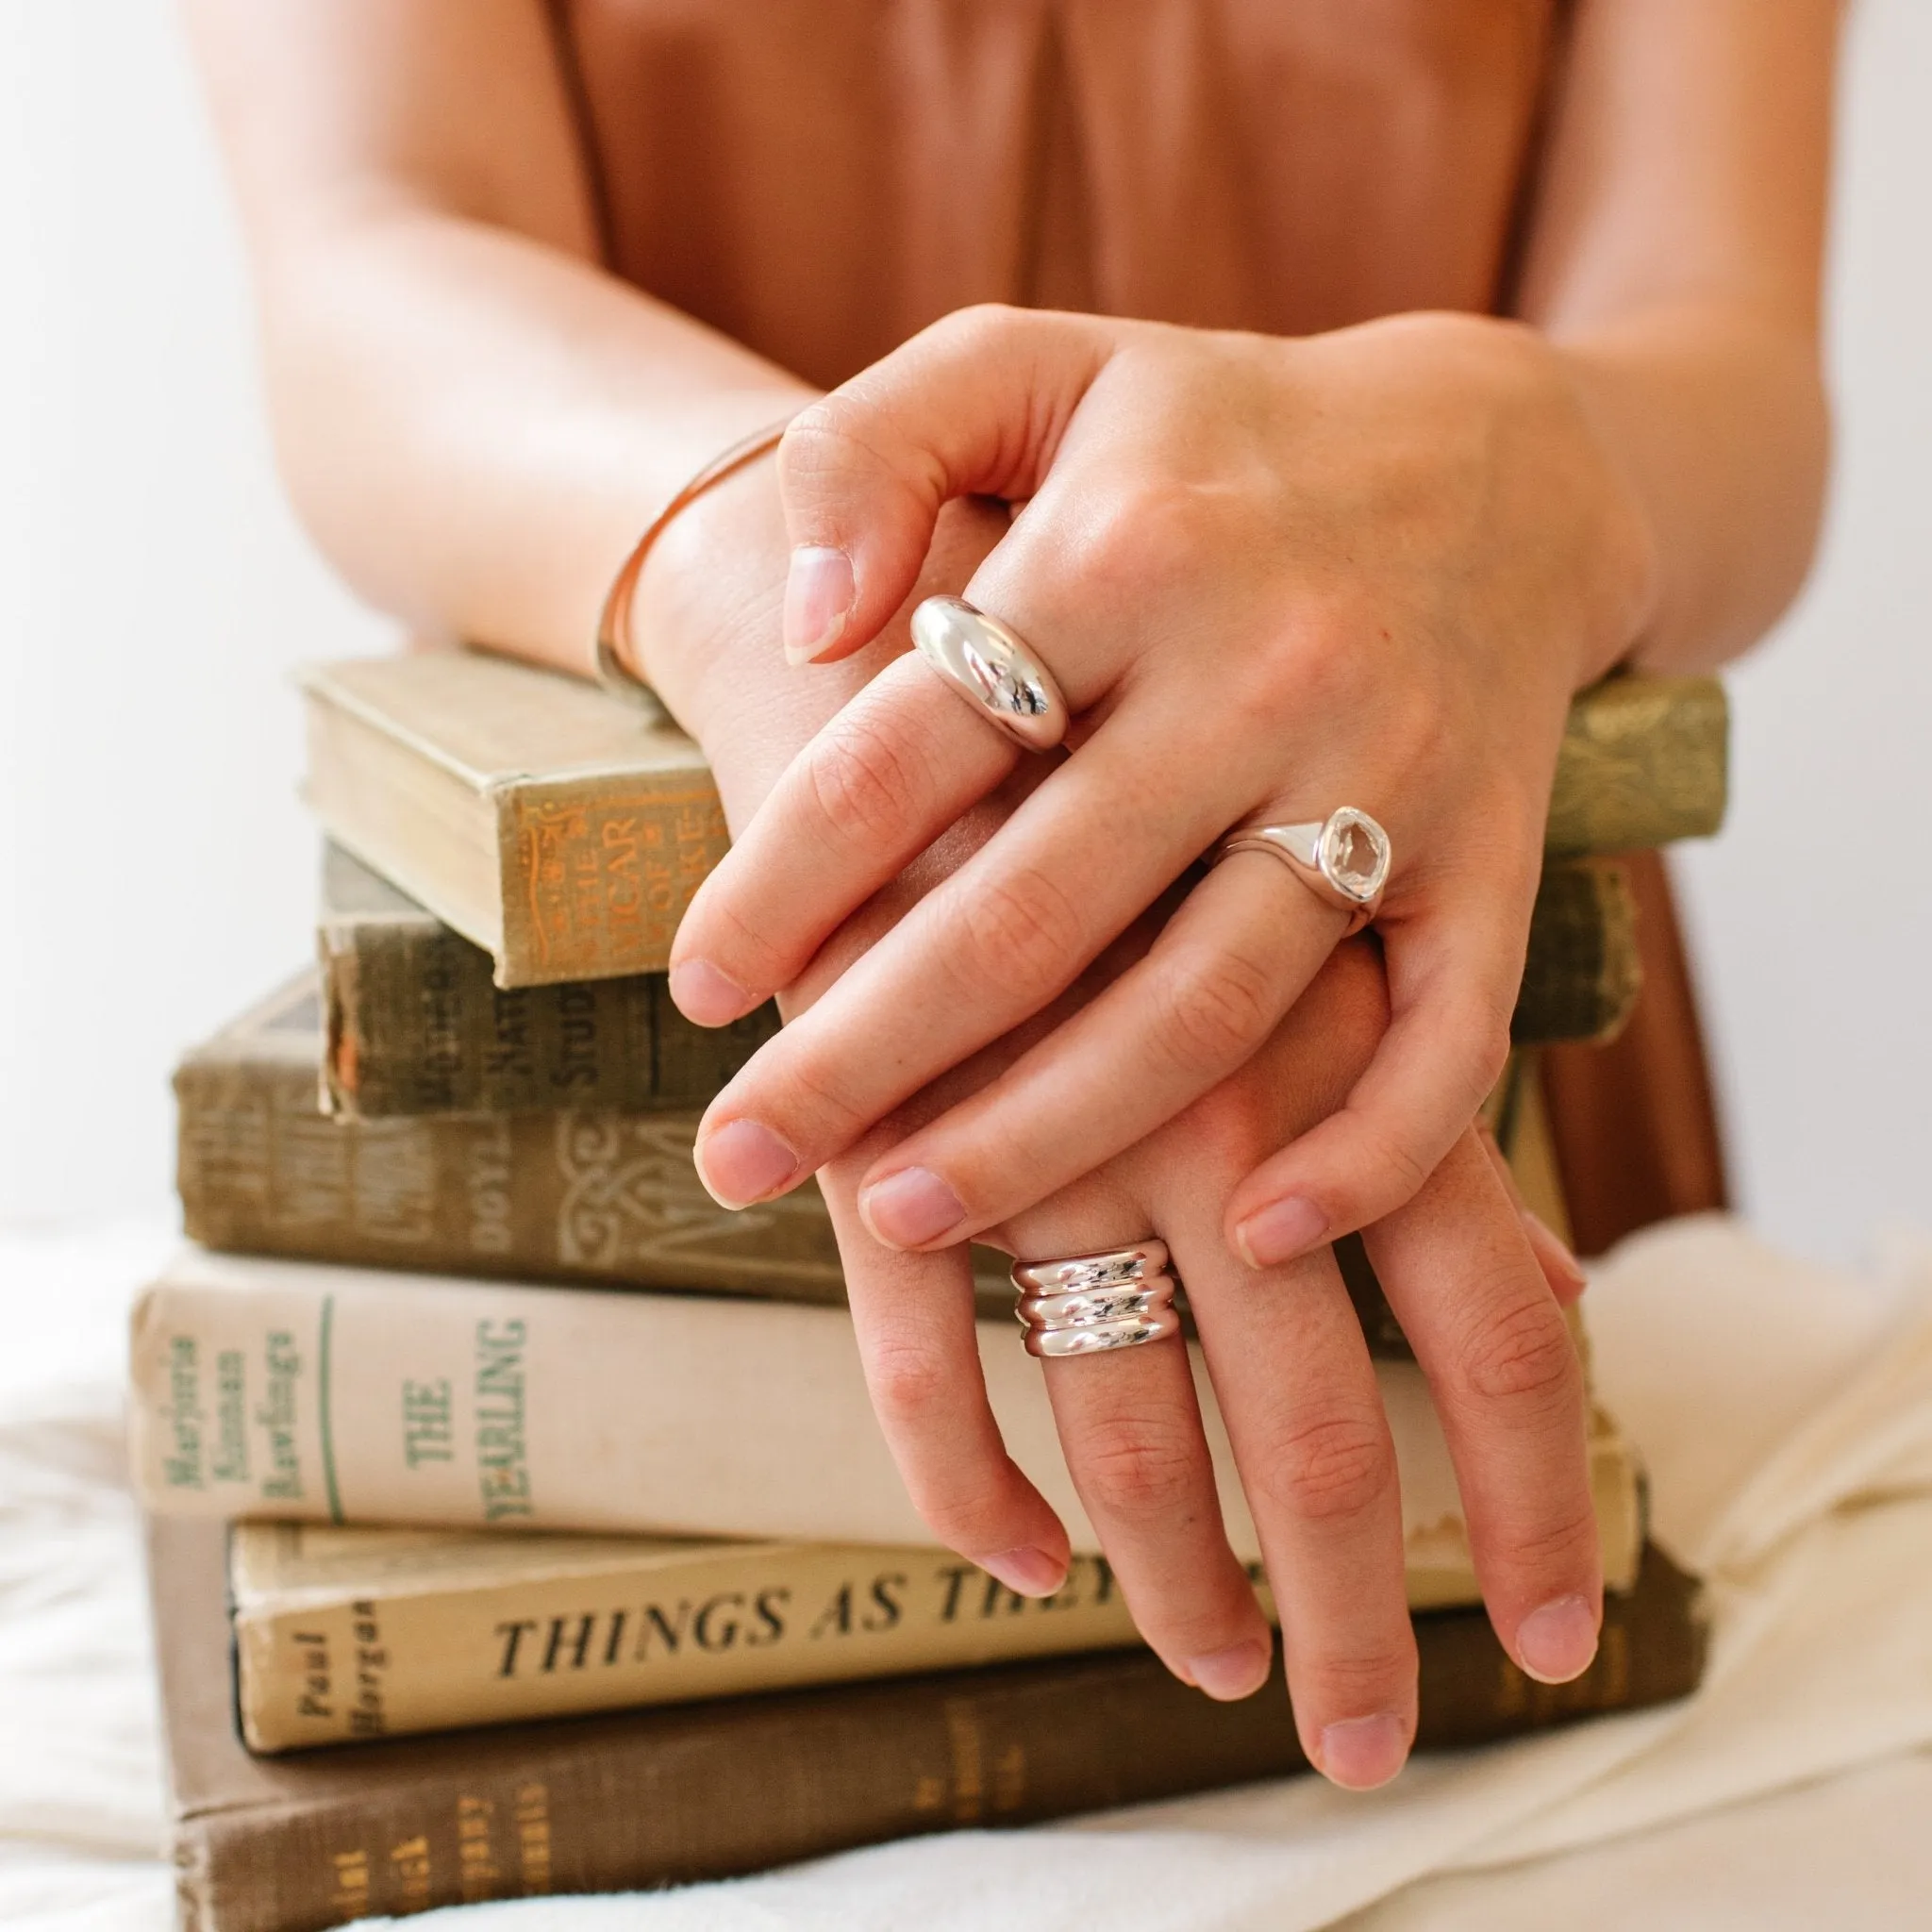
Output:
669,303,1656,1267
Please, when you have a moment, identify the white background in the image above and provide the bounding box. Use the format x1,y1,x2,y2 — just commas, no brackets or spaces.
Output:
0,2,1925,1265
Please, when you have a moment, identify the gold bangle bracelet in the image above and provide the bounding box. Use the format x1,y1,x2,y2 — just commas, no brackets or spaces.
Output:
591,414,798,703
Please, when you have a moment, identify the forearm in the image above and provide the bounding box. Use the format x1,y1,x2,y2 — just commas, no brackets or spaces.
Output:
1516,0,1840,675
251,208,814,677
1549,301,1828,674
186,0,816,681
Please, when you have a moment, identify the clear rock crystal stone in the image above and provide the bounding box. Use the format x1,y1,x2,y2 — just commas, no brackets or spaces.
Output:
1320,808,1391,903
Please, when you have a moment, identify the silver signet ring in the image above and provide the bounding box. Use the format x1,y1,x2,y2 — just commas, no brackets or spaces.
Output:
1216,809,1392,936
910,595,1070,753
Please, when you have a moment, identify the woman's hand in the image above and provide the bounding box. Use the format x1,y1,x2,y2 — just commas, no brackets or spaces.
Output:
669,305,1656,1271
648,455,1599,1792
808,932,1601,1790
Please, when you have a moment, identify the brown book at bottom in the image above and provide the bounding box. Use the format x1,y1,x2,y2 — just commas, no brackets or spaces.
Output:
156,1520,1706,1932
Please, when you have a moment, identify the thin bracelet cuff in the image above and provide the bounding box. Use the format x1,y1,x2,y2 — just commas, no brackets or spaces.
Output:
591,413,799,704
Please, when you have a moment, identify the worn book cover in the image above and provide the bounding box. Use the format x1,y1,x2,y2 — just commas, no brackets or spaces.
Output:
177,975,1571,1363
176,974,856,1304
157,1518,1706,1932
127,1245,1645,1597
319,843,779,1118
1513,859,1642,1047
322,841,1634,1116
299,649,1724,987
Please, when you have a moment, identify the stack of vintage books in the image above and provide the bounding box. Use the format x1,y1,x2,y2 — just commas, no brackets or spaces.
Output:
130,650,1728,1930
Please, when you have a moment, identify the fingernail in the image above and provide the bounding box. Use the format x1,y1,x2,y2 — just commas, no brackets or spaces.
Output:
667,958,754,1026
1317,1712,1409,1790
1184,1638,1273,1702
1516,1593,1599,1684
1234,1195,1327,1269
981,1547,1066,1598
782,545,854,663
1523,1209,1588,1297
695,1118,801,1208
859,1167,967,1248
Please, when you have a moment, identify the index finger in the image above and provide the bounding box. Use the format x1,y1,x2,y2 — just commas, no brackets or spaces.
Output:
669,653,1018,1023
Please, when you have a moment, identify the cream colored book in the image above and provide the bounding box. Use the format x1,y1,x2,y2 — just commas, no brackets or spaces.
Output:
131,1249,1641,1596
298,649,1725,987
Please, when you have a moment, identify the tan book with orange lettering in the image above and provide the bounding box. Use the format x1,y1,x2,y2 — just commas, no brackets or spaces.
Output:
299,650,1725,989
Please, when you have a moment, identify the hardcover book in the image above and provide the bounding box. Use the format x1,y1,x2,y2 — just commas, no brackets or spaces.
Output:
128,1245,1645,1595
1514,858,1641,1048
299,650,1725,987
319,843,779,1119
156,1518,1706,1931
320,841,1637,1116
232,1524,1154,1751
175,974,1574,1352
176,974,856,1305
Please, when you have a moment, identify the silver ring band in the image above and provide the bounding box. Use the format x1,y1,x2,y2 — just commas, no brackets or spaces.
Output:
1214,808,1391,936
910,596,1070,753
1010,1241,1180,1358
1016,1285,1171,1327
1010,1239,1169,1293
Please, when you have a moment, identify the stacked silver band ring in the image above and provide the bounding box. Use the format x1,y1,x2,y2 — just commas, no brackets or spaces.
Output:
1011,1240,1181,1358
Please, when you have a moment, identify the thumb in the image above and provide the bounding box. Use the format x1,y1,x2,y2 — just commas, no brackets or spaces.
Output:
777,305,1113,665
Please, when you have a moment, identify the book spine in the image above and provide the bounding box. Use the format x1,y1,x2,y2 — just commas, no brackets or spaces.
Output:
321,907,777,1118
503,681,1724,981
1546,675,1728,858
175,1057,853,1302
328,862,1618,1121
178,1046,1419,1353
127,1256,1641,1588
237,1541,1158,1751
1513,859,1642,1047
494,774,731,987
184,1547,1703,1932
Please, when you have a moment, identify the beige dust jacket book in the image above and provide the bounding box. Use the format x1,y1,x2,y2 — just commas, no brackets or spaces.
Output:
129,1247,1642,1592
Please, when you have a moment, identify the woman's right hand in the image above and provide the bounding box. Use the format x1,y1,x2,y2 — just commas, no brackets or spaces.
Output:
810,933,1600,1791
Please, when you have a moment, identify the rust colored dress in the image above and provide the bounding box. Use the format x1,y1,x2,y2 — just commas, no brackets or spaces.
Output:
548,0,1724,1252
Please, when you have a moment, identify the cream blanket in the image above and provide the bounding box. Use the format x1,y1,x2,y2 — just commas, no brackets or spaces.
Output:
3,1215,1930,1930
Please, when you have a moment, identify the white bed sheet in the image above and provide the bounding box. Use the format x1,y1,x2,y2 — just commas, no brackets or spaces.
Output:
2,1215,1929,1932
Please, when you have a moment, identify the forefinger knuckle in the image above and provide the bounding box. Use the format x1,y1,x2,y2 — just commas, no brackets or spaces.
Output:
1151,946,1281,1072
1074,1410,1205,1524
807,709,928,846
1252,1406,1394,1524
949,862,1088,1002
1347,1112,1436,1208
1457,1296,1581,1414
866,1334,955,1436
